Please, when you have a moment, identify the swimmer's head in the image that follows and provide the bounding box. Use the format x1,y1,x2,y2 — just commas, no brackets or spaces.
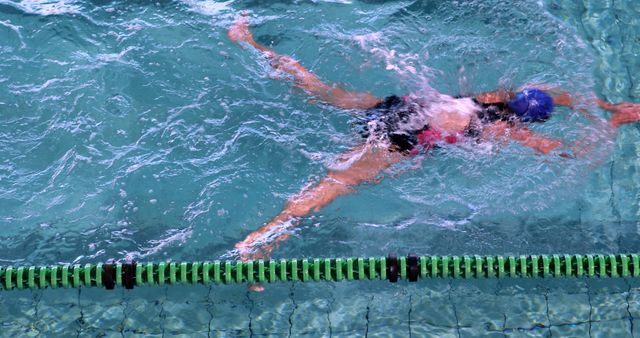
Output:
508,88,554,123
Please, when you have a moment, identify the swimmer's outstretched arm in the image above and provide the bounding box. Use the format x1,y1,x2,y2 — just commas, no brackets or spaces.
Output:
235,145,403,262
228,14,381,110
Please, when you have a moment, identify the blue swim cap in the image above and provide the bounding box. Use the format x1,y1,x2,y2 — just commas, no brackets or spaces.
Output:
507,88,554,122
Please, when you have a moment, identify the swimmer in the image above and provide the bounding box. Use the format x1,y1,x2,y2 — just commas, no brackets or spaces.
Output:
227,14,640,274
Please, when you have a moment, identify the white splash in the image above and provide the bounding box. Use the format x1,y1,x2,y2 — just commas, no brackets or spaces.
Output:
324,145,370,171
0,0,81,15
353,32,383,49
355,32,484,138
401,92,479,133
181,0,234,16
95,46,140,63
125,227,193,260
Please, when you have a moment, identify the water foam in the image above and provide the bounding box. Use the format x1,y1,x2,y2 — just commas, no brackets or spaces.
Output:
0,0,81,15
356,31,482,134
181,0,234,16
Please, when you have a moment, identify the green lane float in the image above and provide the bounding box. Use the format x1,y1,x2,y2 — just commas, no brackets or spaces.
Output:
0,253,638,291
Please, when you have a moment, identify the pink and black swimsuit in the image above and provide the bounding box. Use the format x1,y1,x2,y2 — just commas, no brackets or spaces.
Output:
356,95,517,154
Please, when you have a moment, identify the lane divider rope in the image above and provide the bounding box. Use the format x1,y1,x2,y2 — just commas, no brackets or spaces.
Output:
1,253,638,290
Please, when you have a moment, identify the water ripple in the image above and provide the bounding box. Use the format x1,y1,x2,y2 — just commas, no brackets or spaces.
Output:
0,0,638,265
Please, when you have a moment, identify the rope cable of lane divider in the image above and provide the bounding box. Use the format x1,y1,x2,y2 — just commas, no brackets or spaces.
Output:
0,253,639,291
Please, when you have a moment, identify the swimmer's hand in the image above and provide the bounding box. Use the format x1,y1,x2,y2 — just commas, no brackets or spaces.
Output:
235,239,280,293
248,283,265,292
234,241,266,293
235,240,274,262
228,12,252,44
598,101,640,127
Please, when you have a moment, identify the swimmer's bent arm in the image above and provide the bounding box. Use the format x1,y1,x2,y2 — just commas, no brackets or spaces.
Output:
228,14,381,110
481,121,562,155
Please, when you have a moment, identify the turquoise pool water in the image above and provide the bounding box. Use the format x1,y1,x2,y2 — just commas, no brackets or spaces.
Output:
1,0,639,336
